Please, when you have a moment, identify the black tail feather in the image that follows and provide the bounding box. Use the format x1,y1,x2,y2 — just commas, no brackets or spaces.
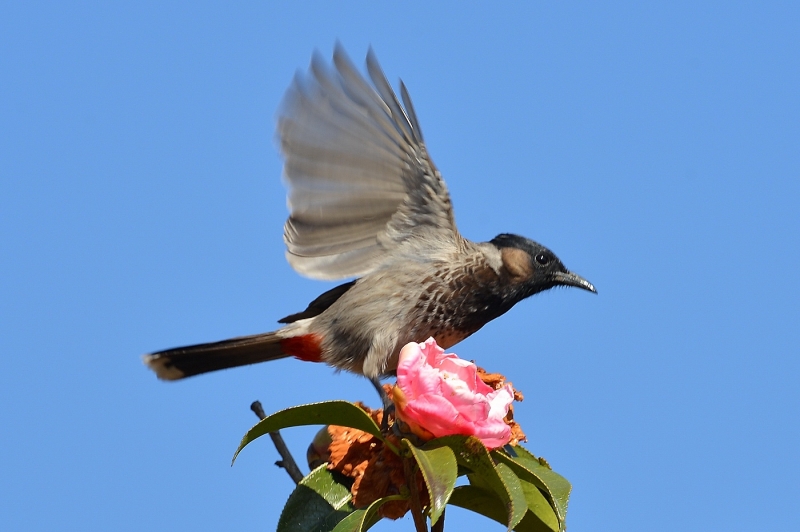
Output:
143,332,287,380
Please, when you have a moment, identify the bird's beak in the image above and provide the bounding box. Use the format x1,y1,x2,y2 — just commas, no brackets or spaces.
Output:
553,271,597,293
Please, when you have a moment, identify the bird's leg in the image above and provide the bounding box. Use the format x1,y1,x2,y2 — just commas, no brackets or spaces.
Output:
370,376,394,432
369,376,390,407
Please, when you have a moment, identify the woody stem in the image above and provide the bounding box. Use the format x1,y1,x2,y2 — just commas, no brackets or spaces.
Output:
431,508,445,532
250,400,304,484
403,455,429,532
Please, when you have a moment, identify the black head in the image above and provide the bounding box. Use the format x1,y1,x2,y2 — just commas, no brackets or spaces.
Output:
490,233,596,297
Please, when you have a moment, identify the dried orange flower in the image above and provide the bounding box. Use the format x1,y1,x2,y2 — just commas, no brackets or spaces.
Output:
323,403,427,520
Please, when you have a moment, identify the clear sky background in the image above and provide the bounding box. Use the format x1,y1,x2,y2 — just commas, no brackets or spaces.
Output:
2,2,798,531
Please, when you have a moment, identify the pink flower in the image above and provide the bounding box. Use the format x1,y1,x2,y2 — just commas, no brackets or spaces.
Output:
392,338,515,449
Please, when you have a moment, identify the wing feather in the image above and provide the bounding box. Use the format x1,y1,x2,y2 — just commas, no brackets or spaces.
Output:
278,45,459,280
400,80,424,143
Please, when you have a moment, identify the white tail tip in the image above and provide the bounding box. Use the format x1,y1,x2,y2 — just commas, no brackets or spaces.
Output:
143,354,185,381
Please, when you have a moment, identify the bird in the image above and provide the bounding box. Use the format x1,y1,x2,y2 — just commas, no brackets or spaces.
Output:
143,45,596,390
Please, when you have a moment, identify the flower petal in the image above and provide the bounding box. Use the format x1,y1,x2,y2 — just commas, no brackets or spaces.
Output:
394,339,514,448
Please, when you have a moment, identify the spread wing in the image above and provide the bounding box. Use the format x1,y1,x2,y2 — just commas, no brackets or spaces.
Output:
278,45,459,280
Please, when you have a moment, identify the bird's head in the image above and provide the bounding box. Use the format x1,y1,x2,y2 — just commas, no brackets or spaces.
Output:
490,233,596,298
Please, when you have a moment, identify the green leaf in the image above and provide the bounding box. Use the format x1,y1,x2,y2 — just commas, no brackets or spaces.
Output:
448,486,507,527
494,446,571,531
331,510,368,532
516,476,560,532
330,496,406,532
428,436,526,530
277,465,355,532
448,486,556,532
493,463,529,531
232,400,385,464
403,440,458,526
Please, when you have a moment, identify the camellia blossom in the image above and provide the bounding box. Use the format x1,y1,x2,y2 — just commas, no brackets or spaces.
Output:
392,338,515,449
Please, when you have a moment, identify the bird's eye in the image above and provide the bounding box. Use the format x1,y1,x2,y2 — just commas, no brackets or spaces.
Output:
535,253,550,266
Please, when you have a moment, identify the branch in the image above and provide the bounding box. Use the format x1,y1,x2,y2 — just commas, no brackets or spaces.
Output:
431,508,445,532
403,455,429,532
250,400,304,484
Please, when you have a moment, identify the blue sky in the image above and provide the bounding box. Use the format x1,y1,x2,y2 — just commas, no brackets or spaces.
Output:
1,2,798,531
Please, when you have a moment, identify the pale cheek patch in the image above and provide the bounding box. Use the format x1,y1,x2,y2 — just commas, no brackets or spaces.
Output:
501,248,533,280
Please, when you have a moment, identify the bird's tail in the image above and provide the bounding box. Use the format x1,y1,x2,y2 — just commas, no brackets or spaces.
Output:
143,331,292,381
